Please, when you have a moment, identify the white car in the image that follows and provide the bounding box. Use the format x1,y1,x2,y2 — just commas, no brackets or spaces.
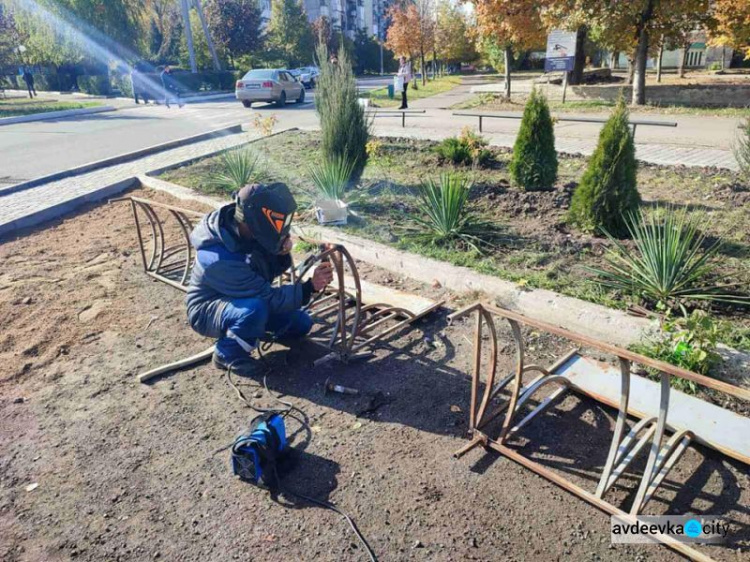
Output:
294,67,318,89
235,69,305,108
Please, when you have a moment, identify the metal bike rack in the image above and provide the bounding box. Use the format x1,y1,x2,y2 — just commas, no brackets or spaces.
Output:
448,302,750,562
111,196,203,293
294,239,442,366
113,197,442,380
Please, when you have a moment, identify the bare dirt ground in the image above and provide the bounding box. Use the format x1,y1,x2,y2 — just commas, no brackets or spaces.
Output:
1,187,748,561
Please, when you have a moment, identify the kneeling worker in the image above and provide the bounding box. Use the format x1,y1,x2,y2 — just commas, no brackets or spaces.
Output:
186,183,333,375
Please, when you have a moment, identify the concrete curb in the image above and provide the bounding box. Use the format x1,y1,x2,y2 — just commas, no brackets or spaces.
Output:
0,105,115,126
293,224,656,347
138,175,223,209
1,89,233,103
0,124,244,197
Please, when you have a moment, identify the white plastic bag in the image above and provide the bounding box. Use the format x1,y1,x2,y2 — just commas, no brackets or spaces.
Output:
394,75,404,91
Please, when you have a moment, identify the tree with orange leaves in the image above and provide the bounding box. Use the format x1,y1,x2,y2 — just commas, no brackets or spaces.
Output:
385,0,435,86
709,0,750,62
474,0,545,98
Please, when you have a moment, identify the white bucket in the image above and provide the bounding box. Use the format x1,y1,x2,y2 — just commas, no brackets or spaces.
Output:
315,199,348,225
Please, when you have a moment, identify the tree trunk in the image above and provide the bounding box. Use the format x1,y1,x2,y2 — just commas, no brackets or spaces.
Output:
421,51,426,85
503,45,512,99
632,24,650,105
627,56,635,84
570,25,587,85
656,37,664,83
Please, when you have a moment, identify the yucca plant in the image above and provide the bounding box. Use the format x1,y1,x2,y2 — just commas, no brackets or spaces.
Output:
413,173,488,251
589,209,749,308
309,156,355,201
208,149,266,193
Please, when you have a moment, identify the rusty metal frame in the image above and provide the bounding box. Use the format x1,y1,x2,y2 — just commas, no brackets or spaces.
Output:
114,197,441,371
111,196,203,292
294,238,441,365
448,302,750,562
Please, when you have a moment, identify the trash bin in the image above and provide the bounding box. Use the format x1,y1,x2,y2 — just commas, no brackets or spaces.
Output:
387,84,394,99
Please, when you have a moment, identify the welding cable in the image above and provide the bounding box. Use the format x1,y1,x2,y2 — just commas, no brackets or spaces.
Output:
220,366,379,561
273,467,378,562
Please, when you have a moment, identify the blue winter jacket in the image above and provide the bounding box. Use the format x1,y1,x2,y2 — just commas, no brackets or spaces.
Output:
185,203,311,338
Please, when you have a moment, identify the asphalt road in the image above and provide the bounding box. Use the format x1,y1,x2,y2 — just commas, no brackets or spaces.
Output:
0,75,400,188
1,75,741,188
0,94,322,188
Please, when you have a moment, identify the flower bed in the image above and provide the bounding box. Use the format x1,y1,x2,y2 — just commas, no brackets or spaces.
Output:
158,129,750,353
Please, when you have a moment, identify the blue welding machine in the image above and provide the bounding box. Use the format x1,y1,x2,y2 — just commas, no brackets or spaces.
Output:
231,412,288,488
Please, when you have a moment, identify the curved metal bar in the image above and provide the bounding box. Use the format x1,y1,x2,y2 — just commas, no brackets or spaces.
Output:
508,375,574,421
358,306,416,333
129,199,149,272
522,365,550,376
336,245,363,351
168,209,193,286
596,358,632,498
604,421,658,493
134,200,159,271
329,251,350,354
138,201,166,273
640,430,695,511
500,319,525,442
474,307,498,430
613,416,658,467
630,371,670,515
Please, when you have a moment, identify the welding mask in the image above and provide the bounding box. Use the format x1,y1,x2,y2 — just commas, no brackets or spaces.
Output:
234,183,297,254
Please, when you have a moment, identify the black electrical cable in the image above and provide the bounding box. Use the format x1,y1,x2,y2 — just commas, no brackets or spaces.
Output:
222,361,379,562
273,467,378,562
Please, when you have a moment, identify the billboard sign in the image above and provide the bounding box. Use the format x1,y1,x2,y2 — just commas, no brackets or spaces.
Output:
545,30,577,72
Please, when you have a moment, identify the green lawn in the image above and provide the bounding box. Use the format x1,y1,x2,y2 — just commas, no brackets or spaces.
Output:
360,75,462,108
454,93,750,118
0,97,100,118
159,130,750,352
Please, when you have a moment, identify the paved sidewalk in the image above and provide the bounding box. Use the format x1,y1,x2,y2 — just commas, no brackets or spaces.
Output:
0,110,740,239
371,111,740,170
0,130,258,237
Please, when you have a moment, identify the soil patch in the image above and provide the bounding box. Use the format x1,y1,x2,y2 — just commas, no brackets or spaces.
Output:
1,188,748,561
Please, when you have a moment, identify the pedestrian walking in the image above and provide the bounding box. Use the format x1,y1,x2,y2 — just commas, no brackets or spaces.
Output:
160,65,183,109
22,68,37,99
397,56,411,110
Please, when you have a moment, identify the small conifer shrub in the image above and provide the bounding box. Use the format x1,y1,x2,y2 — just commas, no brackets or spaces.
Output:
509,88,557,191
569,97,640,236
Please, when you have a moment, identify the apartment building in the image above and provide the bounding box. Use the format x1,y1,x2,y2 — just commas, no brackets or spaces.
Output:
260,0,391,39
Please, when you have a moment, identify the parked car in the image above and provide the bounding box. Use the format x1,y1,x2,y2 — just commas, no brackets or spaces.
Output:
294,67,318,89
287,68,308,88
235,68,305,107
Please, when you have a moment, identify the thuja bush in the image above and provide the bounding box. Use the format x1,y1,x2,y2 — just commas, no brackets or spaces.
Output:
569,97,640,236
509,88,557,191
315,43,370,182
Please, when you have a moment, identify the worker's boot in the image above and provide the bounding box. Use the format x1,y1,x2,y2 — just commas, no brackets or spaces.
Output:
213,352,261,377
